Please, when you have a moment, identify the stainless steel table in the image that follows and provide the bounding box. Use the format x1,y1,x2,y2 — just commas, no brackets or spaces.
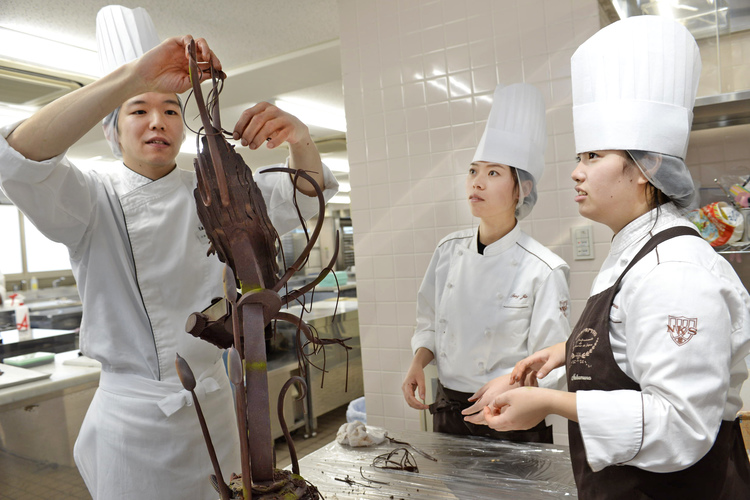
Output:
293,428,578,499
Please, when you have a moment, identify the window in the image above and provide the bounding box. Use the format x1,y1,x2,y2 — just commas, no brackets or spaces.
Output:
0,205,22,274
23,214,71,273
0,204,71,281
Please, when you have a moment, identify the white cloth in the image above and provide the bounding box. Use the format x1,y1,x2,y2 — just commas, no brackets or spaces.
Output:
0,121,338,499
336,421,386,447
571,15,701,159
412,224,571,393
576,203,750,473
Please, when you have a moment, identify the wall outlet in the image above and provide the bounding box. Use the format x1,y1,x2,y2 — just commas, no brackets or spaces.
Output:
571,225,594,260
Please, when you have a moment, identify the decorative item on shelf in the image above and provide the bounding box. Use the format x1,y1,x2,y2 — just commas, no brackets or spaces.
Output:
686,201,744,247
729,184,750,208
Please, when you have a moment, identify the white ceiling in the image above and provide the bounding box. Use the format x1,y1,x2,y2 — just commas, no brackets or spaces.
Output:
0,0,348,181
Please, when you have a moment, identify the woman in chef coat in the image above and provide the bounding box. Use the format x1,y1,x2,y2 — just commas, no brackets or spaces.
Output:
464,16,750,498
401,83,571,443
0,7,338,500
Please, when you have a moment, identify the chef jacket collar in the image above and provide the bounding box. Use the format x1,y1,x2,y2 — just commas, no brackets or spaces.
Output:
112,161,180,199
609,202,685,257
473,221,522,256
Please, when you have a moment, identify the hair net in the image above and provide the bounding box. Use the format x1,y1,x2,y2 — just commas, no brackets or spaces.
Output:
515,168,537,220
626,150,696,210
101,96,186,160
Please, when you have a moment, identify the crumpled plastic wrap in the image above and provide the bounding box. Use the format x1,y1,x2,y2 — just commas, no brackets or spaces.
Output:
292,427,578,499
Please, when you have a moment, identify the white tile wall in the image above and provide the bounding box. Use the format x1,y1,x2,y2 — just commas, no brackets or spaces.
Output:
338,0,604,437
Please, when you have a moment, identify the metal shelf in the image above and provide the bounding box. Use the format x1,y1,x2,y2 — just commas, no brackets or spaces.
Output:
717,242,750,254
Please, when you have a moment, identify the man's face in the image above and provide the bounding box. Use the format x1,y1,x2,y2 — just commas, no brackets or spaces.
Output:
117,92,183,180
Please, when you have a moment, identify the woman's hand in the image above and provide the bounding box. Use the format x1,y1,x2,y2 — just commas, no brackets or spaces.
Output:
509,342,566,386
462,374,520,424
402,348,434,410
402,364,429,410
482,387,550,431
482,387,577,431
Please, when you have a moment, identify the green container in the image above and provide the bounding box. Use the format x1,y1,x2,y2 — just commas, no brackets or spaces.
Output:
318,271,348,288
3,351,55,368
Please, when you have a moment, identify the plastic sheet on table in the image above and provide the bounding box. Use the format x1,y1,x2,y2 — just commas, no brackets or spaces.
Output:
292,427,578,499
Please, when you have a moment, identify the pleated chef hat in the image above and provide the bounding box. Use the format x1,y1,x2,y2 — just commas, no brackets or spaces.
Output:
571,15,701,159
96,5,160,75
473,83,547,219
96,5,162,159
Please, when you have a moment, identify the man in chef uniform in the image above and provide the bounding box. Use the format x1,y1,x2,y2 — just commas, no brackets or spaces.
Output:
402,83,571,442
464,16,750,498
0,6,338,499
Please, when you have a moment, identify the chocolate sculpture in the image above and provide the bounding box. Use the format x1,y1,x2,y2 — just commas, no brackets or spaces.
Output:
177,39,349,500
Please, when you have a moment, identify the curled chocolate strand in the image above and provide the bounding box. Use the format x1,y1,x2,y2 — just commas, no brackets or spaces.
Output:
278,376,307,475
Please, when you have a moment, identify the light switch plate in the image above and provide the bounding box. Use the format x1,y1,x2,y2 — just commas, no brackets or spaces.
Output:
571,225,594,260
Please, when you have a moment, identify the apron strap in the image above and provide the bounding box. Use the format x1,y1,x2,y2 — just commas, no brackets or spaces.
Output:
614,226,700,290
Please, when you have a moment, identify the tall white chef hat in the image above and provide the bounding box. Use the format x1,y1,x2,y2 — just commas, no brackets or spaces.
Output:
473,83,547,220
571,15,701,209
96,5,164,160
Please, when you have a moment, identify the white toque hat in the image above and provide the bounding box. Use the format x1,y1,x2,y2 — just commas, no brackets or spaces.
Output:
96,5,160,75
571,15,701,159
473,83,547,183
95,6,163,160
473,83,547,219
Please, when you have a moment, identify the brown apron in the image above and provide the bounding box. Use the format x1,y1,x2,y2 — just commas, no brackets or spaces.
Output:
430,379,553,443
566,226,750,499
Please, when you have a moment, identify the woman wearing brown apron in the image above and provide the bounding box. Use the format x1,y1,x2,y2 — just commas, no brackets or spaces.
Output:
463,16,750,499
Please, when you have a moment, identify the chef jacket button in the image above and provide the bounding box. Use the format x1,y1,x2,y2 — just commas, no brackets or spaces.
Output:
484,329,490,337
458,250,463,256
477,361,484,372
439,318,446,324
496,293,504,300
511,260,518,266
440,351,447,358
446,282,453,289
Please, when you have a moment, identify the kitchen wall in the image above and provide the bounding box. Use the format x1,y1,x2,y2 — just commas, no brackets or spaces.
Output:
697,28,750,96
337,0,604,437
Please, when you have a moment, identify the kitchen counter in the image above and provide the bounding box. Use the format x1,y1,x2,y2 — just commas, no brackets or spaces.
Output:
292,428,577,499
0,350,100,467
0,349,99,408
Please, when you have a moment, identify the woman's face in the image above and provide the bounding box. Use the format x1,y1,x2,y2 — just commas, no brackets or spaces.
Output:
465,161,518,223
571,150,649,233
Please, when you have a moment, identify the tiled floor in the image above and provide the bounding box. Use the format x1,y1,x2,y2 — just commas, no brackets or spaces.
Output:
0,404,348,499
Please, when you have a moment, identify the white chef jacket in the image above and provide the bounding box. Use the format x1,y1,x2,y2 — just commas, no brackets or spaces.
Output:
576,203,750,473
0,122,338,499
412,224,571,394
